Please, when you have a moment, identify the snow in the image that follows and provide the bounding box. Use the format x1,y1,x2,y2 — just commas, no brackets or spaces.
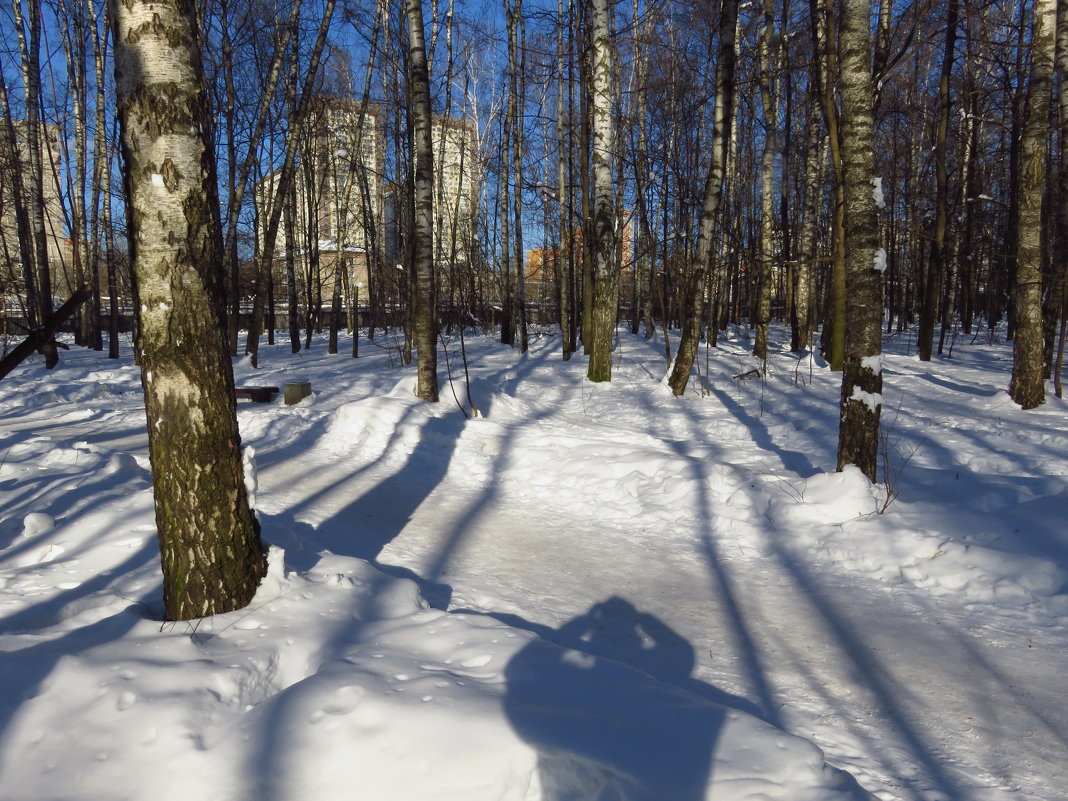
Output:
1,325,1066,801
861,354,883,374
874,247,888,273
242,445,258,511
872,177,885,210
847,385,883,413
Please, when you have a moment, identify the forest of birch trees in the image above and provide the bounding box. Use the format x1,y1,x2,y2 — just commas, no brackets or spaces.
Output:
1,0,1065,406
1,0,1065,614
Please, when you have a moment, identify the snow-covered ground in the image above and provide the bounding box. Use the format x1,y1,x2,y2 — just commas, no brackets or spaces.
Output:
1,324,1065,801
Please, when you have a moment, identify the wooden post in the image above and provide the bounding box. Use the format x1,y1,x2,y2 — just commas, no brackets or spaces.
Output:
284,381,312,405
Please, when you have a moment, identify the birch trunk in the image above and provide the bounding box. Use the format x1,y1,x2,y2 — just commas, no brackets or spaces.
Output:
12,0,54,329
835,0,883,481
793,98,823,353
89,0,120,358
755,3,779,363
557,0,573,358
111,0,266,620
666,0,738,395
1054,0,1068,397
406,0,439,401
585,0,619,382
810,0,846,370
1010,0,1056,408
244,0,336,366
918,0,958,361
512,0,528,353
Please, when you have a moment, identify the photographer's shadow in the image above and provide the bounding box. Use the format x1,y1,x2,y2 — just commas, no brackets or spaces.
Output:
504,597,758,801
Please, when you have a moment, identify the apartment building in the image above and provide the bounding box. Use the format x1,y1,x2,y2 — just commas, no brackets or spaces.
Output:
429,112,478,266
0,119,72,302
255,98,385,300
255,98,478,308
525,212,635,304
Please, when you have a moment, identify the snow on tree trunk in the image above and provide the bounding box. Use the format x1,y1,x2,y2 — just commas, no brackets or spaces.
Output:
835,0,883,482
111,0,266,620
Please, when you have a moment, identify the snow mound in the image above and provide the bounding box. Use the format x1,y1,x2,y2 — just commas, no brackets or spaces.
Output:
327,396,417,458
20,512,54,539
896,538,1068,604
387,374,419,398
770,474,1068,613
770,466,879,526
822,523,1068,610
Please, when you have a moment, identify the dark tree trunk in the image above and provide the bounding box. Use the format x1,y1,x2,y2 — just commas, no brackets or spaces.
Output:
836,0,883,481
1010,0,1056,408
406,0,439,401
918,0,958,361
666,0,738,395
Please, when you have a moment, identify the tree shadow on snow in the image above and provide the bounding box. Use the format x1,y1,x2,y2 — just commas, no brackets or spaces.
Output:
630,389,786,729
249,409,470,801
337,412,464,610
707,384,822,478
762,535,970,801
274,410,467,611
0,542,160,754
501,597,743,801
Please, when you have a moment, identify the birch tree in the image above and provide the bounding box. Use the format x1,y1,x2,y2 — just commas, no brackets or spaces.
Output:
244,0,336,367
792,93,823,353
89,0,122,359
557,0,574,358
1009,0,1056,409
755,0,780,363
585,0,618,382
666,0,739,395
508,0,528,353
1054,0,1068,397
111,0,266,620
11,0,54,332
810,0,846,370
917,0,958,361
406,0,439,401
835,0,882,481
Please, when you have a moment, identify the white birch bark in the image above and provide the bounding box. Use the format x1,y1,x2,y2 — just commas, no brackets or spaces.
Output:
585,0,619,382
111,0,265,620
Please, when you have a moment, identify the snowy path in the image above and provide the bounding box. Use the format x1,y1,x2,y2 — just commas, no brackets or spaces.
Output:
248,333,1068,801
438,482,1059,801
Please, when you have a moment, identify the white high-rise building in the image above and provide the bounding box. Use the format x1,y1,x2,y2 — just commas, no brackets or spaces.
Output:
255,98,478,307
